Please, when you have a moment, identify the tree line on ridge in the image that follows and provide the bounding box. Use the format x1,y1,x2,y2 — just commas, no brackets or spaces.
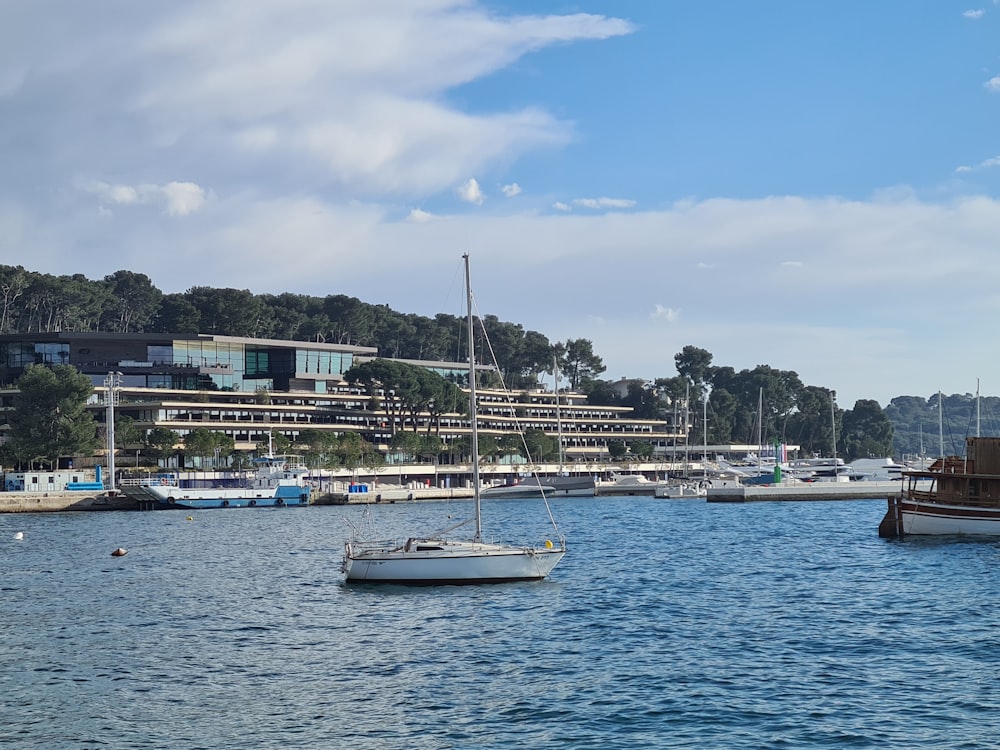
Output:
2,265,992,461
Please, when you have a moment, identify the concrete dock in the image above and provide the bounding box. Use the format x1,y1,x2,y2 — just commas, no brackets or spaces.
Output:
706,481,902,503
0,491,139,513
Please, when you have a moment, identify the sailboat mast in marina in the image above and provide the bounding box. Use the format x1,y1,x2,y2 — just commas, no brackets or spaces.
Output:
341,254,566,584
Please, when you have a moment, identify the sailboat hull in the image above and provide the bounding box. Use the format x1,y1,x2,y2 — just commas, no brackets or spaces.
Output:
343,539,565,584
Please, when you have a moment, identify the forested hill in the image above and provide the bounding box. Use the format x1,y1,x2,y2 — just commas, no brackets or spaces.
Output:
0,265,563,388
0,265,990,462
885,393,1000,459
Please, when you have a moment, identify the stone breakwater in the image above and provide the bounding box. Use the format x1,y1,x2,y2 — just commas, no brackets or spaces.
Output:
0,492,139,513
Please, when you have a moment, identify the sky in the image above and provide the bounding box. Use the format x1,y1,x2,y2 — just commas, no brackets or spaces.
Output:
2,0,1000,408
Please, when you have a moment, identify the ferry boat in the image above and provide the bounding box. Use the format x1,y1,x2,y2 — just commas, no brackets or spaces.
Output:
879,437,1000,537
121,454,312,509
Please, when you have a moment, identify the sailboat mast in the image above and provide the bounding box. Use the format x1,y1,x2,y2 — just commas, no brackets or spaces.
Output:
756,387,763,475
977,378,981,438
464,254,482,542
938,390,944,458
702,392,708,463
683,381,690,476
830,390,837,461
554,356,564,472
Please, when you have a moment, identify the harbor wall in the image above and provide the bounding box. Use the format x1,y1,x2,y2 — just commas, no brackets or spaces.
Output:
0,491,138,513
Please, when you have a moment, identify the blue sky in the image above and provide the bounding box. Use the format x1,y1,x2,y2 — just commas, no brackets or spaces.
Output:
2,1,1000,408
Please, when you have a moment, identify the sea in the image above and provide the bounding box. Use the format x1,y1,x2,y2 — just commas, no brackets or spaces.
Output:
3,495,1000,749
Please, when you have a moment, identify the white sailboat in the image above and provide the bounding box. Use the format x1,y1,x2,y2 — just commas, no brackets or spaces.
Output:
341,254,567,584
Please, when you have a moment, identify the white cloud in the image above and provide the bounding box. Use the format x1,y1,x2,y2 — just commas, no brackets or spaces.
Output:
984,76,1000,91
81,180,206,216
779,260,803,268
955,156,1000,172
553,201,572,211
457,178,485,205
963,9,986,18
407,208,435,222
162,182,206,216
651,305,680,322
572,197,637,209
501,183,522,198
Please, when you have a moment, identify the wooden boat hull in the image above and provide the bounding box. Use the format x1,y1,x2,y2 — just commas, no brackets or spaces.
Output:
900,499,1000,535
343,539,565,584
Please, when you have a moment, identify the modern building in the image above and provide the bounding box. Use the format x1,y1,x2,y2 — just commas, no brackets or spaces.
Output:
0,332,685,465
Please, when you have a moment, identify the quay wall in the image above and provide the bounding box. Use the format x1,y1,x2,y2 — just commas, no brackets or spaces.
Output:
0,491,139,513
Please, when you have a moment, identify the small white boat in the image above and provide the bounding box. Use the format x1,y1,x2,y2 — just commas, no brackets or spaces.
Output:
342,254,566,584
654,481,707,499
482,475,596,499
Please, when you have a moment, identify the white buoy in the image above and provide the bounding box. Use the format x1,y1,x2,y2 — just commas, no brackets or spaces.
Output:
13,531,23,540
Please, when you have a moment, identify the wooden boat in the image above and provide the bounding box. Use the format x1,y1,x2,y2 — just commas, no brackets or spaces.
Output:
879,437,1000,537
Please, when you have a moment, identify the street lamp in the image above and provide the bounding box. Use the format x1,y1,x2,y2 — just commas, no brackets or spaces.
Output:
104,371,122,493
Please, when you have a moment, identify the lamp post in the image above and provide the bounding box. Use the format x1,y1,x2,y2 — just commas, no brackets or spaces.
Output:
104,371,122,493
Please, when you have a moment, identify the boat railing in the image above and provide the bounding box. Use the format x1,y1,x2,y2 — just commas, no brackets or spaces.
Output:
346,538,408,555
119,476,177,487
908,489,937,502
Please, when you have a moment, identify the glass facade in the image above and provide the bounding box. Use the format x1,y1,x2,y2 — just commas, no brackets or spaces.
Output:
139,340,356,391
4,341,70,367
0,336,362,392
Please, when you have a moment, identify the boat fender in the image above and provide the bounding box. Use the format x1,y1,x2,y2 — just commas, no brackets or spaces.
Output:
300,493,308,503
248,500,256,507
167,497,175,504
404,538,413,552
276,498,284,506
222,500,229,508
545,539,554,549
375,494,382,502
407,493,413,501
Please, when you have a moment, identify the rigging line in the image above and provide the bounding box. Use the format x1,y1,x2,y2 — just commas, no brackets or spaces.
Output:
468,291,564,540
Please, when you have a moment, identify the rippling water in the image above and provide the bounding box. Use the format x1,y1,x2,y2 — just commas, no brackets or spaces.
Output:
3,497,1000,749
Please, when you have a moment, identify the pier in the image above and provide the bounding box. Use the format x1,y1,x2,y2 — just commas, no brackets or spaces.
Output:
706,481,903,503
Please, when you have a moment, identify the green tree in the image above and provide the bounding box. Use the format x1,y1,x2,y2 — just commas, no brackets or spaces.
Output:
630,440,654,460
296,430,342,470
145,427,181,465
606,440,628,461
522,428,557,461
417,434,444,463
389,430,422,460
674,346,714,398
345,359,462,437
7,364,99,468
102,270,162,333
184,428,233,467
557,339,606,390
841,399,894,461
0,265,29,334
